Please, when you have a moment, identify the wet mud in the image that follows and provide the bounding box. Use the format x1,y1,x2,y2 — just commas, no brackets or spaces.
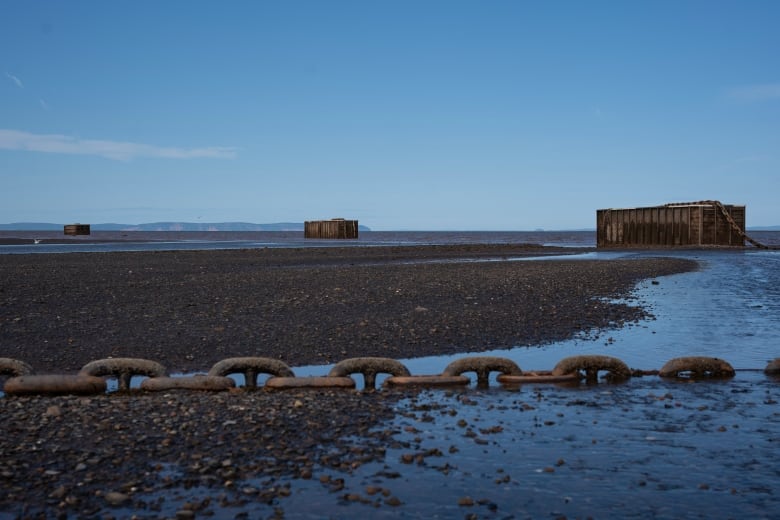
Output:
1,375,778,519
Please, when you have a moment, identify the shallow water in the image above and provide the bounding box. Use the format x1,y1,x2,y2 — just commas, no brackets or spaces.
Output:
288,375,780,519
217,248,779,518
63,247,780,394
2,235,780,518
284,248,780,382
123,248,779,518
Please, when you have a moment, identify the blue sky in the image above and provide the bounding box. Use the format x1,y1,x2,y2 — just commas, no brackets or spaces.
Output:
2,1,778,230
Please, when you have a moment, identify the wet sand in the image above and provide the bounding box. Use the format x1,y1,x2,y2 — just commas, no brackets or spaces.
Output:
0,245,697,374
0,246,705,518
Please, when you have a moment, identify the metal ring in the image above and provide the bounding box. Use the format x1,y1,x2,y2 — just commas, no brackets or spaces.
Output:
79,358,167,390
0,358,34,377
441,356,522,386
328,357,411,389
552,355,631,382
208,357,295,388
659,357,735,379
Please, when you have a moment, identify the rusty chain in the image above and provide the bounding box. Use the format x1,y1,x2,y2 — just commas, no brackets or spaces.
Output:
2,355,779,396
664,200,778,249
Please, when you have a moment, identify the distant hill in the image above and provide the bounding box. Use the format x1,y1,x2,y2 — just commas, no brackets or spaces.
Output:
748,226,780,231
0,222,372,232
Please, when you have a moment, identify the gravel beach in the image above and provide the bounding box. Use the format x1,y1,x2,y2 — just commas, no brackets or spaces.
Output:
0,245,701,518
0,245,695,373
0,245,697,374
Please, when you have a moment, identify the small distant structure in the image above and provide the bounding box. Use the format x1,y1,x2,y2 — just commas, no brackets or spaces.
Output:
304,218,359,239
597,201,746,248
64,224,91,236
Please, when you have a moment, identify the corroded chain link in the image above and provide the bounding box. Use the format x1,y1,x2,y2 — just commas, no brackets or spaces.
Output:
2,355,780,396
664,200,776,249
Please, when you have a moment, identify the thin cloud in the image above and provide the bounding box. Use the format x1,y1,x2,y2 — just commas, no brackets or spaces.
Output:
5,72,24,88
726,83,780,102
0,129,237,161
39,99,49,110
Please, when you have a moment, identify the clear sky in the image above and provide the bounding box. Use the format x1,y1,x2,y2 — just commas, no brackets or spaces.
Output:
2,1,778,230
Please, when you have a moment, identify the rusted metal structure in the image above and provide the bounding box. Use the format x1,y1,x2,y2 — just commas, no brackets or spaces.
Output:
304,218,359,239
597,201,746,248
63,224,91,236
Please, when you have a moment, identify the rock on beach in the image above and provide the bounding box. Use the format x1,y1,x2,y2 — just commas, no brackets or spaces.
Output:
0,245,700,517
0,245,696,374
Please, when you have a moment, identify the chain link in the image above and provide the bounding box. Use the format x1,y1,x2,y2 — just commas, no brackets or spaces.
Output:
664,200,777,249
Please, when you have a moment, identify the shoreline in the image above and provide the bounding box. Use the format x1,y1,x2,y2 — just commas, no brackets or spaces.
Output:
0,245,697,374
0,245,731,519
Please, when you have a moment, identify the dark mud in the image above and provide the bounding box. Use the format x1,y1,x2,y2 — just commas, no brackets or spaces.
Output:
1,375,778,519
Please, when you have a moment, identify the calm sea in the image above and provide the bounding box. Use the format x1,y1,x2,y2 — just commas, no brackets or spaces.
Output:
2,229,780,254
0,229,598,254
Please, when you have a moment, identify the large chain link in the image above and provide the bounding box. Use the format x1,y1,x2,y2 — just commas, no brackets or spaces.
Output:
664,200,776,249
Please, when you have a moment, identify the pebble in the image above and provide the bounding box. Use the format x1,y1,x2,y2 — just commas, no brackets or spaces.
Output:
458,496,475,506
385,496,402,507
104,491,130,506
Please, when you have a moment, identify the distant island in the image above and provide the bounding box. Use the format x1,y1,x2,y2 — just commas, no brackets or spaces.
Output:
0,222,372,232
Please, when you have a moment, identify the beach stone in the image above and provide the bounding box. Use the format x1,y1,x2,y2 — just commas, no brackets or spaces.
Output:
764,358,780,375
104,491,130,506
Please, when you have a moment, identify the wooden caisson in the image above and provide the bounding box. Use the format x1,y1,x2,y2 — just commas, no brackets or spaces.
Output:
597,202,745,248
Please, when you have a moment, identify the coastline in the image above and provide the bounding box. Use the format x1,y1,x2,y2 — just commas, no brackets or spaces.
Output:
0,245,697,374
11,246,777,519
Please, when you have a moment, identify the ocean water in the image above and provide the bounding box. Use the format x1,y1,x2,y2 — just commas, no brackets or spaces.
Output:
0,229,597,254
